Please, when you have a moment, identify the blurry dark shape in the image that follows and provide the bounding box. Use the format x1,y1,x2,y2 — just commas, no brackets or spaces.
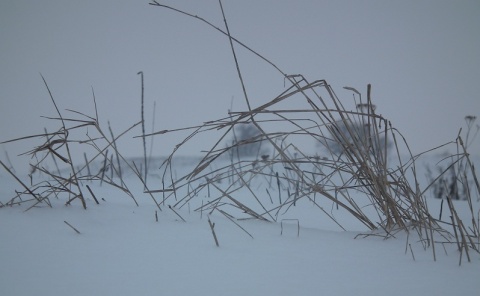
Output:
326,119,389,157
230,123,267,158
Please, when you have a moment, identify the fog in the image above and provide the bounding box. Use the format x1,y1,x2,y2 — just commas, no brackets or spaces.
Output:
1,0,479,172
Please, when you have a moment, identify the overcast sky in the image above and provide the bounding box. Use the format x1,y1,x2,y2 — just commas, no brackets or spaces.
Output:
1,0,479,171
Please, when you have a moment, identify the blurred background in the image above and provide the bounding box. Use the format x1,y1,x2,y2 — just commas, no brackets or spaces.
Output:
1,0,479,173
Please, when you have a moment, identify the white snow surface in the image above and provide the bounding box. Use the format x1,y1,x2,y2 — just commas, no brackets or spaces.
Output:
1,158,479,296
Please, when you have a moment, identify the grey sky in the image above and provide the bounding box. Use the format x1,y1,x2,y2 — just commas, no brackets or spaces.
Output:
1,0,479,171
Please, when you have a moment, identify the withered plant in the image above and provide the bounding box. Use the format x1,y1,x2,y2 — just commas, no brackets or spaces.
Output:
147,0,479,262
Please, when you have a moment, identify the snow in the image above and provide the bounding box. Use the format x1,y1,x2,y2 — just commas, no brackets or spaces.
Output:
1,2,479,294
1,158,479,296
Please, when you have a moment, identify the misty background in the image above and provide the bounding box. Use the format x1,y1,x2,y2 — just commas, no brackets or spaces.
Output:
1,0,479,173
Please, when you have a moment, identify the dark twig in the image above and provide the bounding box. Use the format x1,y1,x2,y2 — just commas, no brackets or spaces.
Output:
138,71,148,188
86,185,100,205
64,220,81,234
208,216,220,247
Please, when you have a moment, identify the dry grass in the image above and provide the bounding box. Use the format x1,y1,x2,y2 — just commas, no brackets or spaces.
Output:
0,76,152,211
147,0,479,261
0,1,478,263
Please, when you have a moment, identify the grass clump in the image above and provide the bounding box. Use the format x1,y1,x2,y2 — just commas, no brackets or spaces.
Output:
0,1,478,263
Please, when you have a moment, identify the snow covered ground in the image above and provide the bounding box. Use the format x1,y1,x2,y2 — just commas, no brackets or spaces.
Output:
1,156,479,296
